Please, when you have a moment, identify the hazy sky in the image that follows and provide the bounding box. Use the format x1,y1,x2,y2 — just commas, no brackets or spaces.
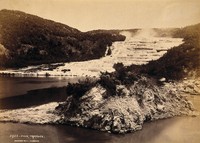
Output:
0,0,200,31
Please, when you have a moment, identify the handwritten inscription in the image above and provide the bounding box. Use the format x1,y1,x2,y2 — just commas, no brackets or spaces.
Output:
10,134,45,143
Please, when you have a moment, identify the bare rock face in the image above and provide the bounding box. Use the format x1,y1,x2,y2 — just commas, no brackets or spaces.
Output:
0,44,8,56
178,78,200,95
56,77,194,133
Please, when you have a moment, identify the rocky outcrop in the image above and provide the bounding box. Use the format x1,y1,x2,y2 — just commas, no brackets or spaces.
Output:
178,78,200,95
0,77,196,133
0,44,8,56
164,77,200,96
56,77,195,133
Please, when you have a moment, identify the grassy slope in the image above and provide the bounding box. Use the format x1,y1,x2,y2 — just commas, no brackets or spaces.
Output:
0,9,125,68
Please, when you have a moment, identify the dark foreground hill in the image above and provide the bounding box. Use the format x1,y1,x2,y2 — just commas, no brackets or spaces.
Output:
0,9,125,68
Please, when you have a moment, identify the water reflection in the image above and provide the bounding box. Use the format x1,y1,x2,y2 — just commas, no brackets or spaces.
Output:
0,86,68,109
0,76,78,109
0,76,77,99
1,115,200,143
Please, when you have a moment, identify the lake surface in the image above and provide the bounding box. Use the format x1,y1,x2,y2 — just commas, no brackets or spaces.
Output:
0,76,80,109
0,76,79,99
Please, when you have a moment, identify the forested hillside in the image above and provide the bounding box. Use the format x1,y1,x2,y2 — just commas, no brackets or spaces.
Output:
0,10,125,68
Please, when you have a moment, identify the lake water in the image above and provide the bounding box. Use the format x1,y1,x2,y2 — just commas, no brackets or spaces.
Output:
0,76,200,143
0,76,80,109
0,76,79,99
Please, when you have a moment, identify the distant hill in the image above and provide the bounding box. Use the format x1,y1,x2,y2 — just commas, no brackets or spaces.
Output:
153,28,180,37
0,9,125,68
127,23,200,80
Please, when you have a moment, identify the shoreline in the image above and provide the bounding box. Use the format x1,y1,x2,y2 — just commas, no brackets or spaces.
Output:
0,77,198,134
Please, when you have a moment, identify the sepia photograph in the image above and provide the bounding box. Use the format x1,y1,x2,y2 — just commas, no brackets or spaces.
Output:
0,0,200,142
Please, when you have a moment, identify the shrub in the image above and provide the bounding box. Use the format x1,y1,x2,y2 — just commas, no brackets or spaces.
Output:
113,63,142,85
66,78,96,99
98,65,142,97
98,72,119,96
